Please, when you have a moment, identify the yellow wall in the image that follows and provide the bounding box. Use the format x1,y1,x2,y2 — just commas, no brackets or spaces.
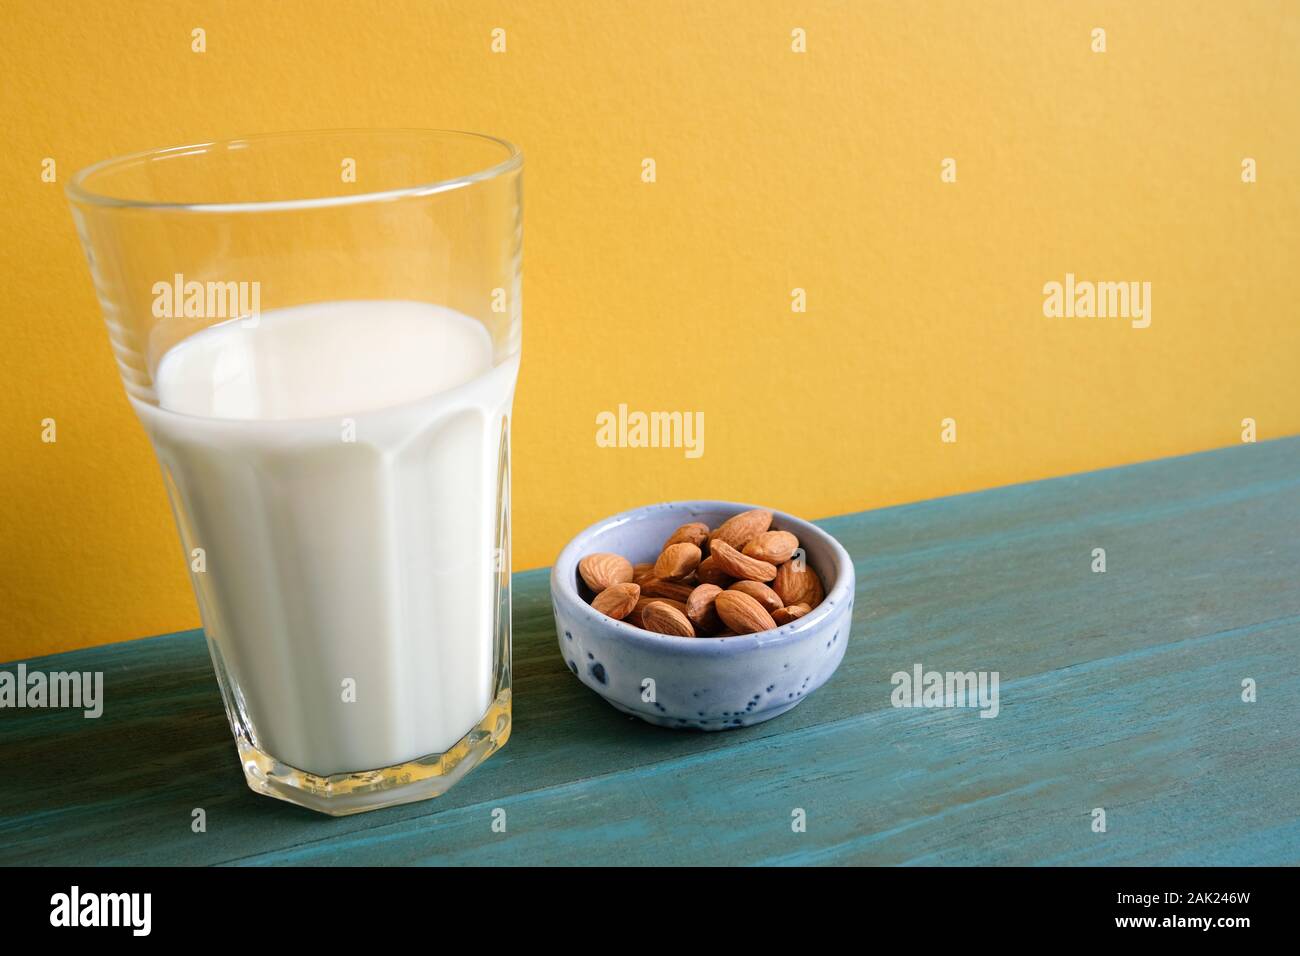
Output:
3,1,1298,659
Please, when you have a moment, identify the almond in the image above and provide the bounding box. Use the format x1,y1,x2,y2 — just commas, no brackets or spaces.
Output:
640,601,696,637
714,589,777,635
579,553,633,593
685,583,723,634
641,577,696,603
710,509,772,551
695,555,734,588
773,561,824,608
632,562,656,586
708,539,777,583
772,602,812,626
592,582,640,621
743,530,799,565
654,542,702,581
664,522,710,550
628,596,687,628
727,580,782,614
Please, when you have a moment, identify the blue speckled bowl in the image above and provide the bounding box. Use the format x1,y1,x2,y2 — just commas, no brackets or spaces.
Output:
550,501,854,730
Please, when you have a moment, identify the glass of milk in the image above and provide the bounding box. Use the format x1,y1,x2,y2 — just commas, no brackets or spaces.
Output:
67,130,522,815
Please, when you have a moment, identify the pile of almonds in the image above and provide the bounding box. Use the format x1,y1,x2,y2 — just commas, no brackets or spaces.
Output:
578,509,824,638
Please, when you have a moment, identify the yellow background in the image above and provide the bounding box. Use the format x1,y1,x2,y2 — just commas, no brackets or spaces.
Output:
3,1,1298,659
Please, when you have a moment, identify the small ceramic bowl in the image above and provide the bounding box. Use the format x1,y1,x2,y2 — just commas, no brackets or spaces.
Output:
550,501,855,730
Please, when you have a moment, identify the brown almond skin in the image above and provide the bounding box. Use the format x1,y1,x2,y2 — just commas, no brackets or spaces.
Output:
710,509,772,551
628,596,687,628
695,555,734,588
685,583,723,634
773,561,824,607
709,539,777,583
654,542,702,581
664,522,710,550
714,589,777,635
632,562,656,586
592,582,640,621
579,553,633,593
728,580,783,614
640,601,696,637
772,602,812,626
641,577,696,602
743,530,799,565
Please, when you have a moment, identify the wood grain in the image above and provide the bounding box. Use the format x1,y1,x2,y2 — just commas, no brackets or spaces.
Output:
2,437,1297,865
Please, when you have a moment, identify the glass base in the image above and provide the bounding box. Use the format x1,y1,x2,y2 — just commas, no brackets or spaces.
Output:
237,689,512,816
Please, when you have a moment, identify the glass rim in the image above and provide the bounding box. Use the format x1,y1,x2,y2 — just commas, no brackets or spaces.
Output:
65,127,522,214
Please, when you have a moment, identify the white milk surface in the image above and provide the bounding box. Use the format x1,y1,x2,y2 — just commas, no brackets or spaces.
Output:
132,301,518,776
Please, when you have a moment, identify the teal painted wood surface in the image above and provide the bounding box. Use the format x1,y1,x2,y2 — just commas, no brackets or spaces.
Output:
2,438,1298,866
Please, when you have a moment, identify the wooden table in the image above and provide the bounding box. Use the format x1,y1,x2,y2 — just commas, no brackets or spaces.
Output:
3,439,1298,865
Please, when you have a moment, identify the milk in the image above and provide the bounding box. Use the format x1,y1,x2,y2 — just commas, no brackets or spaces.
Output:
131,300,518,776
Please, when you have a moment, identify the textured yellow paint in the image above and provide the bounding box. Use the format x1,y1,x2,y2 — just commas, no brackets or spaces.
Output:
2,1,1298,658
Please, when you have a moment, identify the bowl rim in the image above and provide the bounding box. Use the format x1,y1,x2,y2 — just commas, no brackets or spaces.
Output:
549,500,855,653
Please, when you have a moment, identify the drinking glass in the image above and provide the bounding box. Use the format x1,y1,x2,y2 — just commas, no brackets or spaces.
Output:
67,130,522,815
